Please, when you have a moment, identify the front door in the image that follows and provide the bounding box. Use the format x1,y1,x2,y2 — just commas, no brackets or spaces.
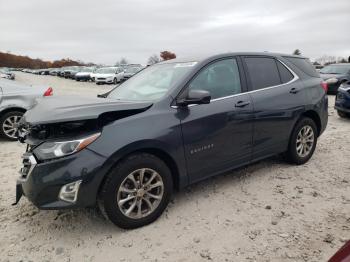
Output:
179,58,254,183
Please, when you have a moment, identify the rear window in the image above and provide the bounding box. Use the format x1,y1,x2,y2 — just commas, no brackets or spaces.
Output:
244,57,281,90
283,57,319,78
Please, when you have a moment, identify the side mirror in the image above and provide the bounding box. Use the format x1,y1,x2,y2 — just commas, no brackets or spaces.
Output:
177,90,211,106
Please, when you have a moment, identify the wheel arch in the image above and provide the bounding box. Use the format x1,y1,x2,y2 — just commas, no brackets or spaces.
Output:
0,107,26,117
96,142,183,200
301,110,321,136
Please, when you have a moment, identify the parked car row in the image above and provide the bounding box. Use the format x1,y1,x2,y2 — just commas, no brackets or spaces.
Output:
21,64,144,85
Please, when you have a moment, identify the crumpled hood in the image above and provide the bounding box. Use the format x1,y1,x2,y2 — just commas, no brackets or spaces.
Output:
320,73,346,80
23,95,152,125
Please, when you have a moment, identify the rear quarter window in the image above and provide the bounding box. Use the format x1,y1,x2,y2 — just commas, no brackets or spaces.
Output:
244,57,281,90
276,60,294,83
283,56,320,78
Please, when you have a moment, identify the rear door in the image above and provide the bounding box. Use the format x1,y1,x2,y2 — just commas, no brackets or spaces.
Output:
179,58,254,183
242,56,305,160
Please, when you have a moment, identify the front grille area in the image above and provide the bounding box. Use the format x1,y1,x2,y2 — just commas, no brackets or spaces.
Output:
97,78,106,80
19,152,37,180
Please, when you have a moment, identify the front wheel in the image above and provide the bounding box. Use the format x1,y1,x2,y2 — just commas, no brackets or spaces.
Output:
98,153,173,229
0,111,24,141
285,117,317,165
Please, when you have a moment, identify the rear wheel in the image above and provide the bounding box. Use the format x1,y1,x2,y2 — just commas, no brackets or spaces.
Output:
98,153,173,229
285,117,317,165
0,111,24,141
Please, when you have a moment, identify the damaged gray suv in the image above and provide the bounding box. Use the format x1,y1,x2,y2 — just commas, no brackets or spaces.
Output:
15,53,328,229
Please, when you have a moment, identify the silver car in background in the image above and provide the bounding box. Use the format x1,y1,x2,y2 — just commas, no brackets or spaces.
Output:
0,68,15,80
0,78,53,140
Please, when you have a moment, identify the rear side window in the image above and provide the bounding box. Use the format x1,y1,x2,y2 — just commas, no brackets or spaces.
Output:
276,61,294,83
283,57,319,77
244,57,281,90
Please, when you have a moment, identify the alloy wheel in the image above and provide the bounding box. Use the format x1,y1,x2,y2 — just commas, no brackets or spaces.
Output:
296,125,314,158
2,115,22,139
117,168,164,219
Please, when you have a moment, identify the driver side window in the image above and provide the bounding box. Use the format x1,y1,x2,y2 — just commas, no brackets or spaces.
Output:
189,58,242,100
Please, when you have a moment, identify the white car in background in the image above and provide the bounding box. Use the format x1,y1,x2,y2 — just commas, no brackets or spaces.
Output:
93,67,124,85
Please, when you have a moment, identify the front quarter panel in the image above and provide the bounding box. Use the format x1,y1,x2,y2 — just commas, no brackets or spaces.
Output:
0,92,37,113
87,105,188,188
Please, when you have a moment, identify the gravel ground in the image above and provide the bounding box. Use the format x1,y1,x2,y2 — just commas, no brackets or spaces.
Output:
0,72,349,262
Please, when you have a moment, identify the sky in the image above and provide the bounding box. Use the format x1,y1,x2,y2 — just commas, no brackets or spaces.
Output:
0,0,349,65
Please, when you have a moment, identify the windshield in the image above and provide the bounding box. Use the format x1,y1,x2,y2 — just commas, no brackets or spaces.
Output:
125,67,141,74
96,67,116,74
81,67,94,72
107,62,196,101
320,65,350,74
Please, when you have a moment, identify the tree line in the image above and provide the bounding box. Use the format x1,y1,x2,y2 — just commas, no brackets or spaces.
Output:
115,51,177,66
0,51,87,69
293,49,350,65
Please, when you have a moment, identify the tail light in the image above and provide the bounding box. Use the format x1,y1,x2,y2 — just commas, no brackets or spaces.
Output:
321,81,328,93
43,87,53,97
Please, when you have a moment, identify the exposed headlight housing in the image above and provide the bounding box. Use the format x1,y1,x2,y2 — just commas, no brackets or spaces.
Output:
33,133,100,160
326,78,338,84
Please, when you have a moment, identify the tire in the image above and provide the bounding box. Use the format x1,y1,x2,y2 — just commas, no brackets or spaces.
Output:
0,111,24,141
285,117,318,165
98,153,173,229
113,78,117,85
337,110,349,118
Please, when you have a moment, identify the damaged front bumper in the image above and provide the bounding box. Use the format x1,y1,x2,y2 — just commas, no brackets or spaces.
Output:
15,148,107,209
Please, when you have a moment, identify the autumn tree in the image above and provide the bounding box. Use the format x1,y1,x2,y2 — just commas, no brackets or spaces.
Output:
160,51,176,61
0,51,86,68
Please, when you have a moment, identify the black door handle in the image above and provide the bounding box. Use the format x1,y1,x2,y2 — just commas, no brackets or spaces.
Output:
290,88,299,94
235,101,250,108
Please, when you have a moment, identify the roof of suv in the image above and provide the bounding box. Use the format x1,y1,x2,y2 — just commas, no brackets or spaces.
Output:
160,52,308,64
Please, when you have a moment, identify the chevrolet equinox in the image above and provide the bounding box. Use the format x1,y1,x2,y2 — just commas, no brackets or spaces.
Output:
15,53,328,229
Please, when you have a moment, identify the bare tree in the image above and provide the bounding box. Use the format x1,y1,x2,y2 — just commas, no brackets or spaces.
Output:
315,55,336,66
293,49,301,56
147,54,161,65
115,57,129,66
337,57,347,63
